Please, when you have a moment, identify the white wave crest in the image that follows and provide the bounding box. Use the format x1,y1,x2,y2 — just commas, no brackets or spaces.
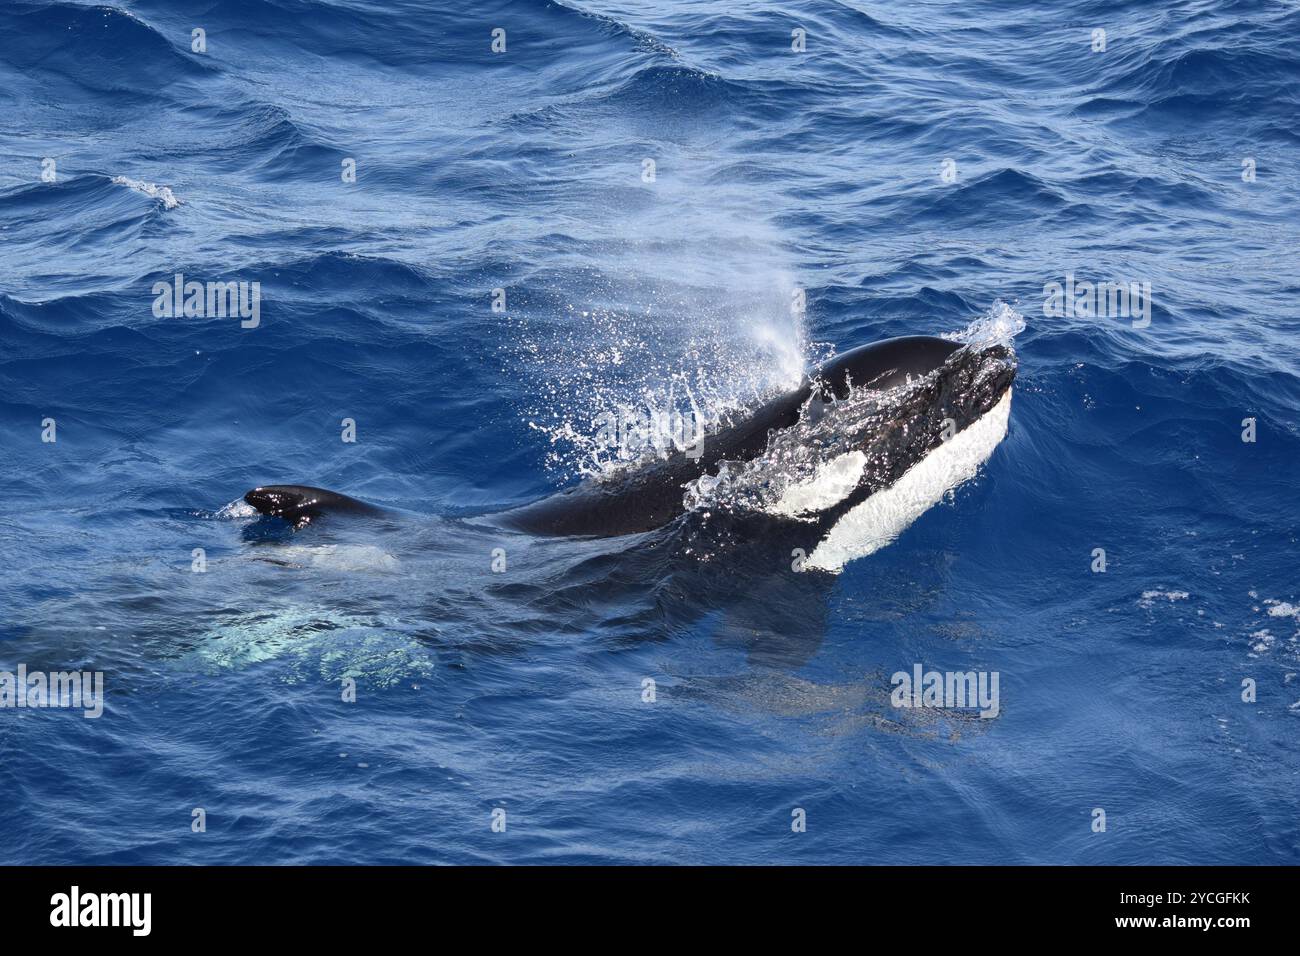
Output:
112,176,181,210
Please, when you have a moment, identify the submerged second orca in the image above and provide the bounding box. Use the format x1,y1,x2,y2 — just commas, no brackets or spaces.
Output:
241,335,1016,557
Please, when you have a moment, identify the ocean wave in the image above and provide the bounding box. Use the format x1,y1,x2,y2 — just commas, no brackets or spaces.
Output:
182,101,348,178
915,167,1073,225
0,2,210,93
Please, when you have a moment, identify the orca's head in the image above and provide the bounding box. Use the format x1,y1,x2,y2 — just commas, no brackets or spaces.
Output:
813,335,963,399
244,484,382,527
810,334,1016,439
244,485,318,524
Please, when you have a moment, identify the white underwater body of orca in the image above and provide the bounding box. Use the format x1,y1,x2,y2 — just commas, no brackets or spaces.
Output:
241,335,1016,572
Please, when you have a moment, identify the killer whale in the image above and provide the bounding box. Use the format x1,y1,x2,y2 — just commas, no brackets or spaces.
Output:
495,335,977,536
241,335,1015,545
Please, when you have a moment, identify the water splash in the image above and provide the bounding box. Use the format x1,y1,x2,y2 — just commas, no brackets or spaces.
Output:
214,498,256,519
944,300,1026,348
509,263,805,481
681,366,925,520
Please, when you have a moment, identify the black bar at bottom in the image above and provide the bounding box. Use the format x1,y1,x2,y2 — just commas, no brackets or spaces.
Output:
0,865,1282,940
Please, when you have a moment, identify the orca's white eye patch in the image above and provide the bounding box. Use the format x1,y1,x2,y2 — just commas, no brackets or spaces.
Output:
771,450,868,517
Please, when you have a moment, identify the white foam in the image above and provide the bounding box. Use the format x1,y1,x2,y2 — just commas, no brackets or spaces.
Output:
268,545,400,573
1139,590,1190,608
772,450,867,517
112,175,181,210
805,390,1011,573
215,498,257,519
1249,629,1274,654
1266,601,1300,619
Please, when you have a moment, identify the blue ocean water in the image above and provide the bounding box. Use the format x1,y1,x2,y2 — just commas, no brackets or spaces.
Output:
2,0,1298,865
